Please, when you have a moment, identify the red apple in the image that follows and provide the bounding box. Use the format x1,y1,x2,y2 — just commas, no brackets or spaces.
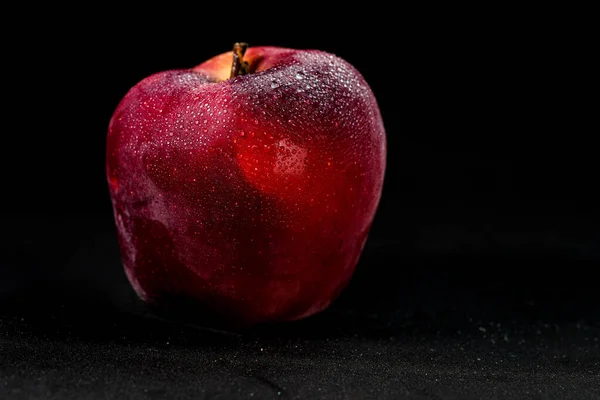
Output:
106,43,386,325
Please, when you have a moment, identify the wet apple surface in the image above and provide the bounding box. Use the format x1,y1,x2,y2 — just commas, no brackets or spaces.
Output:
106,44,386,325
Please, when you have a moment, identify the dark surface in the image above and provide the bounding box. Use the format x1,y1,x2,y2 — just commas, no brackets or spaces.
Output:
2,216,599,399
3,6,598,400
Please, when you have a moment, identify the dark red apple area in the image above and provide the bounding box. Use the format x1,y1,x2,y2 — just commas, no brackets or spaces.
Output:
106,44,386,325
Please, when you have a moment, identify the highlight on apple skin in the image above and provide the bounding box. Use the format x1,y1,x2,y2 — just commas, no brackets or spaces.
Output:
106,43,386,326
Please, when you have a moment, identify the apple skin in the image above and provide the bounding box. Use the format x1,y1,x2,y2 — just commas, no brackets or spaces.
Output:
106,46,386,325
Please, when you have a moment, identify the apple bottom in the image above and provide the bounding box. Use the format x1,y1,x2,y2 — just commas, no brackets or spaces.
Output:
118,216,369,327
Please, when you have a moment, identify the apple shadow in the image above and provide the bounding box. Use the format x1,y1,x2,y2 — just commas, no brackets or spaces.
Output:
247,242,600,340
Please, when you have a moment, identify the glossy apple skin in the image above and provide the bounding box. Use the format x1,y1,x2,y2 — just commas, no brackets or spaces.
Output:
106,46,386,325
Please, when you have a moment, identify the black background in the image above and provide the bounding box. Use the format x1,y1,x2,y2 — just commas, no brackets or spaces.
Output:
2,6,598,399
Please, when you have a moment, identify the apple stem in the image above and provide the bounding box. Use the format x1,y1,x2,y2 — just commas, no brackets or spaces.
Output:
230,42,250,78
